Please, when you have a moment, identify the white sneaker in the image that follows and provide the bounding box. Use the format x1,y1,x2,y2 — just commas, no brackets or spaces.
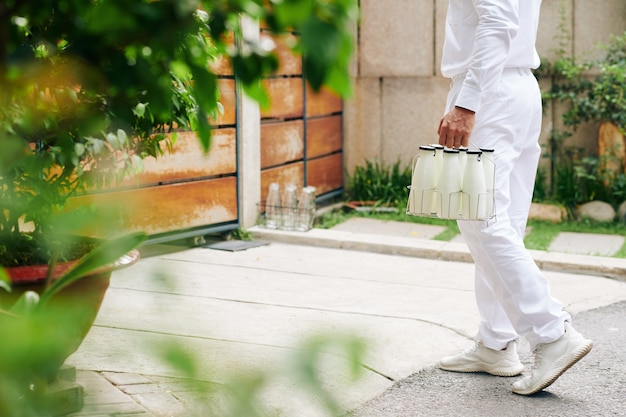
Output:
512,322,593,395
438,340,524,377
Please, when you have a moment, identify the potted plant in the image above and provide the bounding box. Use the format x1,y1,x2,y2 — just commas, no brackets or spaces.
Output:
0,232,146,416
546,31,626,184
0,0,212,411
0,3,218,402
0,0,357,414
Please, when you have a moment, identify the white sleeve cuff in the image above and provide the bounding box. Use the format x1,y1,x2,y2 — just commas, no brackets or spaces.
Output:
454,83,481,113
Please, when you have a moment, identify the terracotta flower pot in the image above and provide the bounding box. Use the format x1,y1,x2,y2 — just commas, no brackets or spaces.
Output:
1,249,140,379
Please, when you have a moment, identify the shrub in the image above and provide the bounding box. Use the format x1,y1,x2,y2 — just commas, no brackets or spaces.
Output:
547,32,626,133
345,160,412,207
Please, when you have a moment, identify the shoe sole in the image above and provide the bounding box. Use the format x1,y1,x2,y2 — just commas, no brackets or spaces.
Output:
511,340,593,396
438,362,524,377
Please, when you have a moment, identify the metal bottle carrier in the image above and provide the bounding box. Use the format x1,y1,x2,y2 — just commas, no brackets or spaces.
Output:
406,145,496,221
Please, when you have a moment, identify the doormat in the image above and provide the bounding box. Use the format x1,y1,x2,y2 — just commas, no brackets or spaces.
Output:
203,240,270,252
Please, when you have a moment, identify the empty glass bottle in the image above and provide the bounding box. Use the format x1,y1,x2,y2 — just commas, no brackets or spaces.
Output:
265,183,281,229
296,186,316,231
281,184,298,230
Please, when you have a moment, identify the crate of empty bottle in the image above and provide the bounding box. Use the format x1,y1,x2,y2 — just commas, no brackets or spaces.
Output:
406,145,496,220
259,183,317,231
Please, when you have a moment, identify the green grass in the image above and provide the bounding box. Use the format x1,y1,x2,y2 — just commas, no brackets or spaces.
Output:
524,219,626,256
316,206,626,258
524,222,562,251
614,242,626,258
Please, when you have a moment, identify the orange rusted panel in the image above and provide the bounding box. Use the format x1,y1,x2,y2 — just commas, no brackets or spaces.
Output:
260,162,304,202
261,120,304,168
306,85,342,117
69,176,238,236
306,153,343,196
214,79,237,126
210,32,235,76
116,128,237,187
306,115,342,159
211,57,233,76
261,78,304,120
261,32,302,76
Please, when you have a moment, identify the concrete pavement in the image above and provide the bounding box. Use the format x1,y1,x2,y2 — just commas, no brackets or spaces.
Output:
65,220,626,416
351,300,626,417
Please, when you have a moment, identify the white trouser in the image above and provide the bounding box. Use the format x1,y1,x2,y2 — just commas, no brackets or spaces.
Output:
446,68,570,351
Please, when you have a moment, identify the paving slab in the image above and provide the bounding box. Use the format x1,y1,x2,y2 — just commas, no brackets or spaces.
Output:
331,217,446,239
548,231,625,257
68,371,151,416
66,236,626,416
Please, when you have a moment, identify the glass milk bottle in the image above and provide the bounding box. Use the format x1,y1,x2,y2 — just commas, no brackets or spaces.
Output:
461,150,488,220
281,184,298,230
458,146,468,174
436,149,462,219
480,148,496,218
296,186,316,231
408,145,437,215
265,183,281,229
429,143,445,184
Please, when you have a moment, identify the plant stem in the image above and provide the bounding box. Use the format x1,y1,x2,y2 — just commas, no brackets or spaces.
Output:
44,246,60,290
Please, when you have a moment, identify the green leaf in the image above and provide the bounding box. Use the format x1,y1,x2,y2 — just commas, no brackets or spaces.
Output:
131,154,145,172
10,290,40,316
39,232,148,306
242,81,270,109
106,132,120,148
86,137,106,154
170,61,192,81
133,102,147,118
117,129,129,146
195,107,212,153
161,343,198,379
74,143,85,157
274,0,316,27
0,268,10,293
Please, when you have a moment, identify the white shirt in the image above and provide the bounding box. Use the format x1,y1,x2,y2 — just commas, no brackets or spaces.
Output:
441,0,542,112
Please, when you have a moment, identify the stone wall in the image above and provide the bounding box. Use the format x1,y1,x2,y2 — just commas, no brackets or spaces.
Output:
344,0,626,174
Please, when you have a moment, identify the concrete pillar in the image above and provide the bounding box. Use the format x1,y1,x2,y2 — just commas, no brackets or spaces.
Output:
237,16,261,229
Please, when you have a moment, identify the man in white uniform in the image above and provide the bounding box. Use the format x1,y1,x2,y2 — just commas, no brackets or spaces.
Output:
436,0,593,395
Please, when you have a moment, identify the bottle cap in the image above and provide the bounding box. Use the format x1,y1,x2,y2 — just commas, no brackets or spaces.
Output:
443,148,460,153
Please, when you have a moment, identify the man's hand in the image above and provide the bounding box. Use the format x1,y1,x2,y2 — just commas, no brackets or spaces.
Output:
437,106,475,148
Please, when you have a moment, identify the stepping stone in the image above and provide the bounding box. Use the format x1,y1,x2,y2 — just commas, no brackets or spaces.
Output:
548,232,625,257
330,217,446,239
